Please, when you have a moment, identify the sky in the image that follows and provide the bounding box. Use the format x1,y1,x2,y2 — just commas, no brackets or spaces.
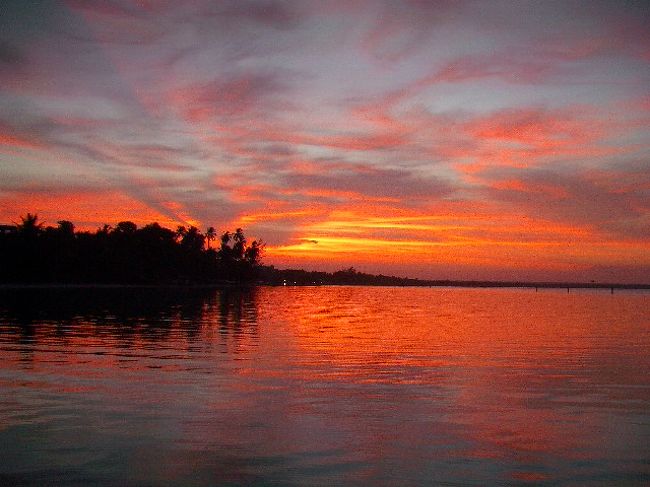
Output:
0,0,649,282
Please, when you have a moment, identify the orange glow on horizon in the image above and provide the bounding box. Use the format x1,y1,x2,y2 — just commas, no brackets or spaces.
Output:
260,206,650,277
0,190,187,230
3,191,647,280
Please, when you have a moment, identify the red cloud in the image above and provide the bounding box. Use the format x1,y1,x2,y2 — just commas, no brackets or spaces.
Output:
465,107,602,149
0,123,44,151
0,133,42,151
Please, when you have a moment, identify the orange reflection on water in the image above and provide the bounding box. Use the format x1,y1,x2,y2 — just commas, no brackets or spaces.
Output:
256,287,650,481
0,286,648,485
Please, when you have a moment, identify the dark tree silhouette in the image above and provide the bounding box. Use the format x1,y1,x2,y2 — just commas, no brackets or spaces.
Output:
57,220,75,236
206,226,216,249
245,239,264,266
219,231,232,260
115,221,137,234
0,214,264,284
180,226,205,253
16,213,43,239
232,228,246,260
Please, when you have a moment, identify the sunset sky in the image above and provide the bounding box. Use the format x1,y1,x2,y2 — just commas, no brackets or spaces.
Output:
1,0,649,282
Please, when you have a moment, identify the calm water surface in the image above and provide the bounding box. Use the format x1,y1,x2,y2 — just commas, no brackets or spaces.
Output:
0,286,648,486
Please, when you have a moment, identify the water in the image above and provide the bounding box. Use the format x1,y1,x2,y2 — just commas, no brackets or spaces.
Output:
0,286,648,486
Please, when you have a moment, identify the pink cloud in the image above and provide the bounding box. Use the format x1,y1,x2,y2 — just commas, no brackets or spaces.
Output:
0,123,44,151
170,72,290,123
465,107,601,149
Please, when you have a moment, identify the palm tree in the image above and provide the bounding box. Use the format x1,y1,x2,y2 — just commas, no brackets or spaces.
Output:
206,226,216,249
16,213,44,239
219,231,232,261
220,230,231,248
175,225,187,242
245,240,264,266
232,228,246,260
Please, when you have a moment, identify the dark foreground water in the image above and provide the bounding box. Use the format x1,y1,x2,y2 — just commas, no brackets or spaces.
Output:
0,286,648,486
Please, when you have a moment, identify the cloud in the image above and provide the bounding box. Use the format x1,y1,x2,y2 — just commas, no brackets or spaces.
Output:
0,41,24,66
0,185,185,229
1,0,648,281
171,71,291,123
211,0,303,30
65,0,159,18
466,107,597,146
359,0,462,64
282,162,453,201
0,122,43,150
483,163,650,240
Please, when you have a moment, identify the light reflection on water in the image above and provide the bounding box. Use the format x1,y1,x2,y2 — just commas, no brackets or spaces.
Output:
0,286,648,486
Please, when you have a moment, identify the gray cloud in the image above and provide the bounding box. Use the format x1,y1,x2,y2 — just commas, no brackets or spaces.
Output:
209,0,303,30
485,164,650,239
174,71,291,121
283,163,454,201
0,42,23,66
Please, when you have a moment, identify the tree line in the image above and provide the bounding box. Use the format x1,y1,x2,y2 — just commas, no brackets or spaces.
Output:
0,213,263,284
258,266,426,286
3,213,521,288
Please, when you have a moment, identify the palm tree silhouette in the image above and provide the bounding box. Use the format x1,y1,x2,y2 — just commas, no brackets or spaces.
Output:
233,228,246,260
175,225,187,242
206,226,216,249
16,213,44,239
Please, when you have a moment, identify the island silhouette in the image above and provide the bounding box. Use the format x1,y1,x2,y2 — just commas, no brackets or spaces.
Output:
1,213,648,290
0,213,261,285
